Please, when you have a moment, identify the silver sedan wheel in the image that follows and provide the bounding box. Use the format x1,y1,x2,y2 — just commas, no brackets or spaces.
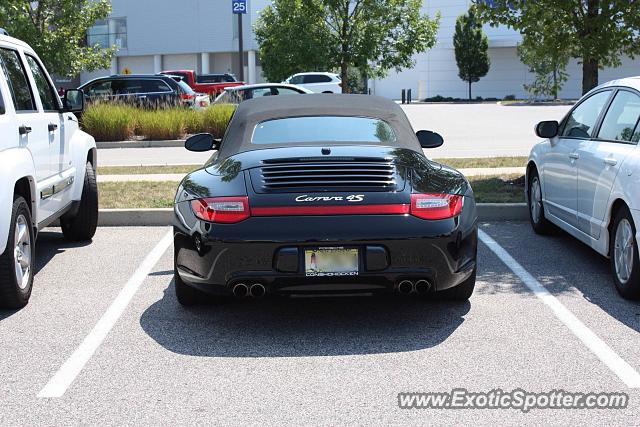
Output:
614,218,635,284
13,214,31,290
530,177,542,223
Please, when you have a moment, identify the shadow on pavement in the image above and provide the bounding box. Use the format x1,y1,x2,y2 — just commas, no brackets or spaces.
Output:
140,282,470,357
481,222,640,334
1,230,91,320
34,230,92,274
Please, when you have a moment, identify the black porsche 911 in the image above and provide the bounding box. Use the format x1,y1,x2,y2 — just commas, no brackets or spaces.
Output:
172,94,477,306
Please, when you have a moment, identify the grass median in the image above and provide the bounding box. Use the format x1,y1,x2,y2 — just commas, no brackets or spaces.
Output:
97,157,528,176
98,174,525,209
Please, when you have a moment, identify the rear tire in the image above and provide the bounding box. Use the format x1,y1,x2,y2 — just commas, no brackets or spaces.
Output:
437,268,476,301
61,162,98,242
0,196,35,309
528,168,553,234
610,207,640,300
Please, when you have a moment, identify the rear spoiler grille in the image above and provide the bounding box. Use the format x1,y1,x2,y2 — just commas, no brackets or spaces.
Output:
254,161,399,192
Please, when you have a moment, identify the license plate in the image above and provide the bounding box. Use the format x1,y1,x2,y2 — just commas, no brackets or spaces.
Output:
305,247,359,277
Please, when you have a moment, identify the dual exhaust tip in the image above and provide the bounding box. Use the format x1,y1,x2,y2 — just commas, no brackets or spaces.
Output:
232,283,266,299
397,279,432,295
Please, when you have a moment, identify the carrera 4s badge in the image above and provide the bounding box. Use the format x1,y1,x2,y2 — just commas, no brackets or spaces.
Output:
295,194,365,203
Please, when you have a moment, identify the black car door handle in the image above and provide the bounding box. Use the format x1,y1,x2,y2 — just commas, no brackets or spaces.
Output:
18,125,32,135
48,123,58,132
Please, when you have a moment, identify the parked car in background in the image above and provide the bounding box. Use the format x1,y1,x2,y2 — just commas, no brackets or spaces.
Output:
526,77,640,300
79,74,202,109
213,83,312,104
0,31,97,309
197,73,238,83
284,72,343,93
166,76,210,110
161,70,244,98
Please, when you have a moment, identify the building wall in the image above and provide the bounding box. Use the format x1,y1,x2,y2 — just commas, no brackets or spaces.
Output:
371,0,640,100
162,54,198,72
118,55,155,74
80,0,640,99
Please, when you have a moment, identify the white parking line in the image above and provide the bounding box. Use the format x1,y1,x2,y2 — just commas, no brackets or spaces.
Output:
38,229,173,398
478,229,640,389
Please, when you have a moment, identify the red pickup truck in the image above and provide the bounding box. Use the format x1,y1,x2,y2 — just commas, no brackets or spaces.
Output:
161,70,244,98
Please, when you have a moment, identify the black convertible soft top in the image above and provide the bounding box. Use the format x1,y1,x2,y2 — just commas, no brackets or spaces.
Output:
217,94,423,158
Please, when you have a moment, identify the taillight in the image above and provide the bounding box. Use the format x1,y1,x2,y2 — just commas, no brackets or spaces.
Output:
180,93,195,100
410,193,463,220
191,197,250,223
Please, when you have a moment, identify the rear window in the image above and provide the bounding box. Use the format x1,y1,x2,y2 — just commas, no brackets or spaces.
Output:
176,80,195,94
252,116,396,145
304,74,332,84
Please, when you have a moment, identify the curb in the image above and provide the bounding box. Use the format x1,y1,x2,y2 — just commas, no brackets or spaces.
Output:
97,140,184,149
94,204,529,227
98,208,174,226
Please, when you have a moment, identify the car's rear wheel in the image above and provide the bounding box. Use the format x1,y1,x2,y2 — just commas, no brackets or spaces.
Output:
61,162,98,242
436,268,476,301
610,207,640,300
0,196,35,309
528,169,552,234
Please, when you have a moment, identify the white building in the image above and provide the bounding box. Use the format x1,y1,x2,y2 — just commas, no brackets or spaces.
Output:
83,0,640,100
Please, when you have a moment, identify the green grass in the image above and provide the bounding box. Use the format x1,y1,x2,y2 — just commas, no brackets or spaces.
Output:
81,103,236,142
469,174,525,203
98,165,197,175
98,175,525,209
98,157,528,176
99,181,179,209
434,157,528,169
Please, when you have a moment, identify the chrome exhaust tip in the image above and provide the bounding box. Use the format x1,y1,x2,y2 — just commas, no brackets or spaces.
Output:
397,280,414,295
232,283,249,298
249,283,266,298
415,279,432,295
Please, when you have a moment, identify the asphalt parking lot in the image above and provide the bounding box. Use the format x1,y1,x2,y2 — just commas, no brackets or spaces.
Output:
1,222,639,425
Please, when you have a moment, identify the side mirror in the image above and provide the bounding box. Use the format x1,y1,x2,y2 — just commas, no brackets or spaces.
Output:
185,133,219,152
535,120,559,138
63,89,84,113
416,130,444,149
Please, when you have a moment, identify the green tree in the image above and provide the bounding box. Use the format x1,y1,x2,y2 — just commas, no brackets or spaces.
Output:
517,33,570,100
476,0,640,95
254,0,333,83
254,0,440,92
453,7,490,100
0,0,114,77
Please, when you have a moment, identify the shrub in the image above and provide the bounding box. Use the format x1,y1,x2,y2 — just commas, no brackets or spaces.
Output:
80,103,237,141
136,109,186,141
201,104,236,138
80,103,136,142
503,94,517,101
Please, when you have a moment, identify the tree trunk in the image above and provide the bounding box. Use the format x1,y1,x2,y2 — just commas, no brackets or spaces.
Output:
582,58,599,95
468,81,472,101
552,68,558,100
341,58,349,94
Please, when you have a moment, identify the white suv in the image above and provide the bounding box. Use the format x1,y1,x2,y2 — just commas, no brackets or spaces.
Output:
284,72,343,94
0,30,98,309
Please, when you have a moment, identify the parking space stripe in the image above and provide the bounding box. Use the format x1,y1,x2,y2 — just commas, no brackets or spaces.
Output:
38,229,173,398
478,229,640,389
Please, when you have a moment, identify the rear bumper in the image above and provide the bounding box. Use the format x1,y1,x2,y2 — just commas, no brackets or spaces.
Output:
173,205,477,296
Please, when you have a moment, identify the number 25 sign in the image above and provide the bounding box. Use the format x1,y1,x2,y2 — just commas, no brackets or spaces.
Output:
232,0,247,14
